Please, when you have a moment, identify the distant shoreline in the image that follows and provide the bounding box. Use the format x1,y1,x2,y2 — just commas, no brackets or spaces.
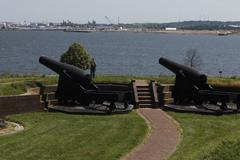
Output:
1,29,240,36
145,30,240,36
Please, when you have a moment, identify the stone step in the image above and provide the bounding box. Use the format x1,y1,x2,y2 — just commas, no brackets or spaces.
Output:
139,100,153,104
159,98,174,105
134,80,148,85
139,104,153,108
137,87,150,91
138,92,151,96
138,95,152,100
165,98,174,104
158,92,172,100
47,99,58,106
158,84,174,92
137,85,149,88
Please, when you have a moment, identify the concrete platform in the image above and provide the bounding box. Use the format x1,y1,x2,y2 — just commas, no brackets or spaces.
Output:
48,103,134,115
164,104,240,115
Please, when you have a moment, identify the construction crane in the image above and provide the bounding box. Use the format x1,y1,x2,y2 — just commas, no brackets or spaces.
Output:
104,16,123,30
104,16,114,25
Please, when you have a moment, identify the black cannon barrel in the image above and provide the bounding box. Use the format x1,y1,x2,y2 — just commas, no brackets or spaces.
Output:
159,57,207,84
39,56,91,83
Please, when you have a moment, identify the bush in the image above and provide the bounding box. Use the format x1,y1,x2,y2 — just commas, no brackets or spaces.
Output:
60,43,91,70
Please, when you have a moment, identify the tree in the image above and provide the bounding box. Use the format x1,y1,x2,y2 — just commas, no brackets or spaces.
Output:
183,48,202,69
60,43,91,70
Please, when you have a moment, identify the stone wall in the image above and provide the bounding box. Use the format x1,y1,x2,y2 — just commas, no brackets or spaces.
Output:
0,94,43,117
157,84,174,106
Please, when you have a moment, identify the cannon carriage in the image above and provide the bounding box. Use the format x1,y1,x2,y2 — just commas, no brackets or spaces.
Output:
159,57,240,112
39,56,133,114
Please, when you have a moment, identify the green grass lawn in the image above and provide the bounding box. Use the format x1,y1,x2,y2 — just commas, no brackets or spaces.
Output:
4,110,240,160
2,73,240,96
3,74,240,160
168,112,240,160
0,74,58,96
0,74,175,96
0,111,148,160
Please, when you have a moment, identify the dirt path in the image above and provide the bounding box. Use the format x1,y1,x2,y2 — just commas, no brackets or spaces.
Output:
124,108,181,160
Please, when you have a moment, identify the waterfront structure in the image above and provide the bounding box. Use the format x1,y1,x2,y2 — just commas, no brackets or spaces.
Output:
165,27,177,31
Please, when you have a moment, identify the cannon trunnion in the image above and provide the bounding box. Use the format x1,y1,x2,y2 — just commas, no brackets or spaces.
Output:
159,57,240,111
39,56,133,114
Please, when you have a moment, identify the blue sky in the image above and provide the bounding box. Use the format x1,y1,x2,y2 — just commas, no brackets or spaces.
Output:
0,0,239,23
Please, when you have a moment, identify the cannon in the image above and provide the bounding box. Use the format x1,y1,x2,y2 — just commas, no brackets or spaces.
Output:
39,56,132,113
159,57,240,111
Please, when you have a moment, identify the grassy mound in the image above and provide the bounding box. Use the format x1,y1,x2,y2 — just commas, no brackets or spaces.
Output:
0,111,148,160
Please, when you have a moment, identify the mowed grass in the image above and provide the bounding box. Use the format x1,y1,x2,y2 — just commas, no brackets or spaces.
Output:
3,74,240,160
2,73,240,96
0,74,174,96
0,74,58,96
0,111,148,160
168,112,240,160
94,74,175,84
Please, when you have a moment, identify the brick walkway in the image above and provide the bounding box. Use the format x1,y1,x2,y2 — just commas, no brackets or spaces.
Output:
124,108,181,160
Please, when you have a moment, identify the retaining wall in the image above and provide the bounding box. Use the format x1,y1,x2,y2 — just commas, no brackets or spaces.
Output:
1,83,236,117
0,94,43,117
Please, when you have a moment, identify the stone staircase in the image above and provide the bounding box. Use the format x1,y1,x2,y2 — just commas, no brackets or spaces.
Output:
40,83,174,109
132,80,159,108
39,85,58,108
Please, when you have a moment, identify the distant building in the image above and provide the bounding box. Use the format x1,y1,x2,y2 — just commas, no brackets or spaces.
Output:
30,23,38,27
165,27,177,31
96,25,115,31
0,23,4,29
228,25,240,28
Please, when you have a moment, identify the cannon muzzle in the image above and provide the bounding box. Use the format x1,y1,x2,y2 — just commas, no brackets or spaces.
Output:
159,57,207,84
39,56,91,84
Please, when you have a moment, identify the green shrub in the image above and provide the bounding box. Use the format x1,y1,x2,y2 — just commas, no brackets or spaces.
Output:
60,43,91,70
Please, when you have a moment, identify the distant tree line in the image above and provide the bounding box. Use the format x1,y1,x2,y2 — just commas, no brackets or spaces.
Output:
142,21,240,30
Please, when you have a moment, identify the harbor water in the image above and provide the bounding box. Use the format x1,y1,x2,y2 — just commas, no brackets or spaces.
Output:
0,31,240,76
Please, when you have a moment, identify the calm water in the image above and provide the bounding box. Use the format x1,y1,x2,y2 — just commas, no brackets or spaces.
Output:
0,31,240,76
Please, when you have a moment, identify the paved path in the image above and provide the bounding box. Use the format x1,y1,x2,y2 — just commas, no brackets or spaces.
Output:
124,108,181,160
